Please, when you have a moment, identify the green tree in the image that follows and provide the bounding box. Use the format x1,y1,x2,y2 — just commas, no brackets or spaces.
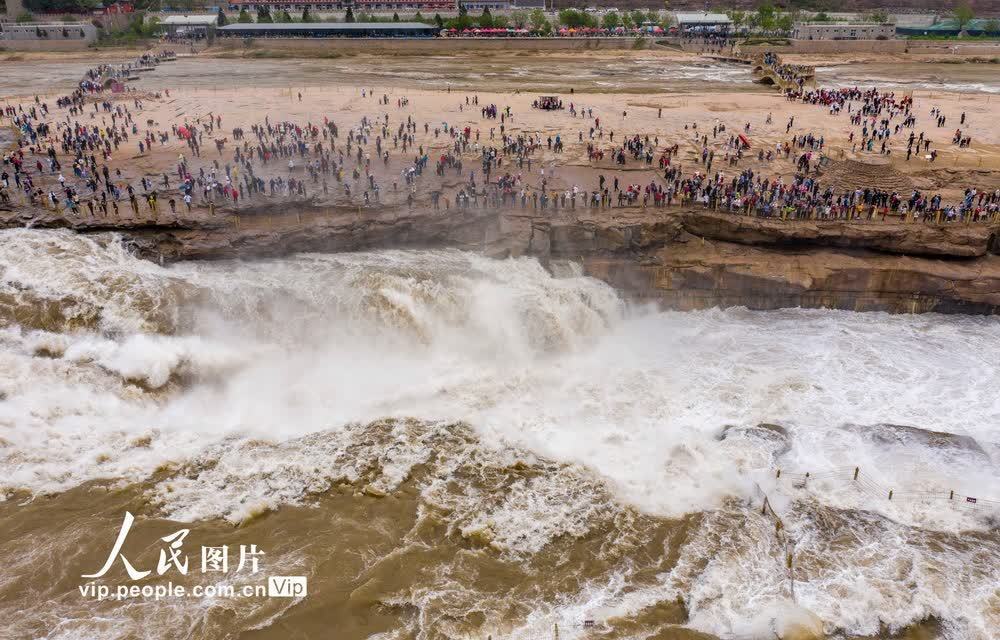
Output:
953,2,974,32
984,18,1000,34
728,9,745,29
776,14,793,31
445,13,474,30
216,7,228,26
237,8,252,23
414,11,423,21
392,11,399,21
558,9,584,27
344,7,354,22
755,2,776,31
510,10,527,28
275,10,292,23
301,7,313,22
256,6,272,23
493,14,509,28
478,7,491,27
529,8,547,31
434,12,444,28
630,10,646,26
866,10,888,23
602,11,621,29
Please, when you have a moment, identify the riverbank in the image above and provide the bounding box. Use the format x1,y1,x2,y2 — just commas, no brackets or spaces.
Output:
5,202,999,315
3,50,1000,315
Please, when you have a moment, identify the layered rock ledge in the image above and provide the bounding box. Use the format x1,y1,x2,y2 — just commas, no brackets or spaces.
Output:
4,204,1000,314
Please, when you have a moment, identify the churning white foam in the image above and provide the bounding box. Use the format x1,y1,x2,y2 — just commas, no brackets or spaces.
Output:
2,228,999,638
2,229,998,524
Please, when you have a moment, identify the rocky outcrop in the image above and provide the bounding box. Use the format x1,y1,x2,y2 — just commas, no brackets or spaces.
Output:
842,423,988,457
676,210,994,258
2,209,226,233
5,203,1000,315
581,239,1000,314
531,215,684,259
124,206,505,261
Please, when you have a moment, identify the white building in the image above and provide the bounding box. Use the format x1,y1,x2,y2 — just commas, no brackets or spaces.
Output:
160,14,219,38
674,12,731,33
0,21,98,44
226,0,456,12
462,0,510,10
792,22,895,40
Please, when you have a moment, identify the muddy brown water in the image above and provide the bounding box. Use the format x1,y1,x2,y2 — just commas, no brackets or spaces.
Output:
4,55,999,101
0,53,764,99
815,61,1000,94
2,419,988,640
2,51,1000,639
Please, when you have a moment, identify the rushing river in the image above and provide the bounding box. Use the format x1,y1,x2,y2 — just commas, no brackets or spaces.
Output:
4,55,1000,101
0,229,998,640
815,61,1000,94
0,54,758,99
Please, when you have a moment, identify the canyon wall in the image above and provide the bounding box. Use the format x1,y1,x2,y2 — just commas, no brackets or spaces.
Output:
532,210,1000,314
6,204,1000,314
129,205,1000,315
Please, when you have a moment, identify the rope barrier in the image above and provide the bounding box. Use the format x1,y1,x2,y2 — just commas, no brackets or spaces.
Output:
767,465,998,512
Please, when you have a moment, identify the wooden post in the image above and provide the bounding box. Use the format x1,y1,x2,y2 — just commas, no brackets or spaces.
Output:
787,550,795,602
761,497,769,515
888,490,893,501
776,469,781,479
949,490,954,500
853,467,859,481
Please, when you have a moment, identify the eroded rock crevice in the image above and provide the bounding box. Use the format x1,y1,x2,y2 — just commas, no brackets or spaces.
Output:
8,205,1000,314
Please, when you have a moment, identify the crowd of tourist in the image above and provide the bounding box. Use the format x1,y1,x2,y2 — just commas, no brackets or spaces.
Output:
1,50,998,225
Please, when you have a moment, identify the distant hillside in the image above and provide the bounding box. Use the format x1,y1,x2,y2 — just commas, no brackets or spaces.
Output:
552,0,1000,15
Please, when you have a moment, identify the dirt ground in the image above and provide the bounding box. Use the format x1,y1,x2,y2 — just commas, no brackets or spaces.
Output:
3,46,1000,225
